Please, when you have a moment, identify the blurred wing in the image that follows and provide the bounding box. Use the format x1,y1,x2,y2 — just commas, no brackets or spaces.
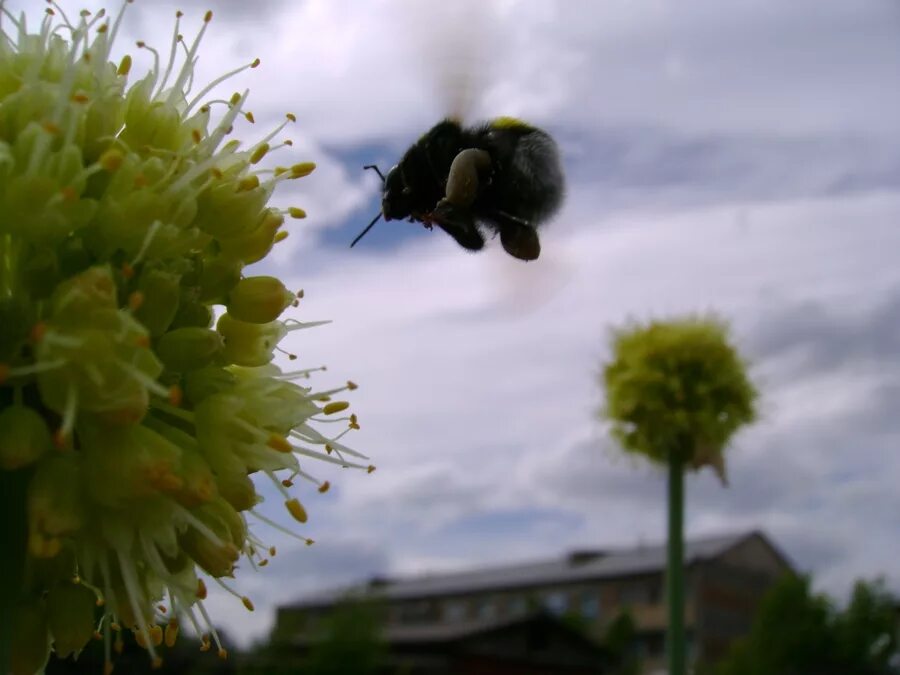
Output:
399,0,500,122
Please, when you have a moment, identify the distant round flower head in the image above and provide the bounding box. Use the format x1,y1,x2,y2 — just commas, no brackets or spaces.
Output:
0,3,371,672
602,316,757,483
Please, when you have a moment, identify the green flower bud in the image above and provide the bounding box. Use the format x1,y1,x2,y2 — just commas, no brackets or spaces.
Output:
47,582,96,659
217,313,286,367
134,267,181,337
10,600,50,675
194,178,271,239
177,497,244,578
218,210,283,264
80,420,183,507
183,366,238,405
226,276,296,324
27,455,85,559
217,471,258,512
155,328,224,372
0,404,52,470
197,255,242,303
169,298,214,329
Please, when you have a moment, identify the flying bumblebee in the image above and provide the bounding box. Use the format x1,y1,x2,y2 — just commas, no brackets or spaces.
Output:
351,117,565,261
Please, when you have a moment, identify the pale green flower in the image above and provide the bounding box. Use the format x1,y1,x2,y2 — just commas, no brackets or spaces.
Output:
0,3,370,672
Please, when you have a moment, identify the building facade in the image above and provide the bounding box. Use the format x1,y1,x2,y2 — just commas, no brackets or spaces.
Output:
274,530,792,673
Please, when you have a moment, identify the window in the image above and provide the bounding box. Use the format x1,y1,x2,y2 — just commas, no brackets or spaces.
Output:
543,591,568,616
507,595,528,616
476,597,496,620
444,600,467,623
580,592,600,619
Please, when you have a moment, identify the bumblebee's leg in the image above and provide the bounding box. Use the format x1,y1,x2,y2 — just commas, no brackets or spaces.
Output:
436,219,485,251
443,148,491,207
491,210,541,261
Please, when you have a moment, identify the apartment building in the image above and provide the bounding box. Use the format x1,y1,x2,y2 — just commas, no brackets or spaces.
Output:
274,530,792,673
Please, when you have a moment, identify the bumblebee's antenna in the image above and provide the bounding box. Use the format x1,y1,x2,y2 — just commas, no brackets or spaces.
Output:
363,164,386,183
350,212,383,248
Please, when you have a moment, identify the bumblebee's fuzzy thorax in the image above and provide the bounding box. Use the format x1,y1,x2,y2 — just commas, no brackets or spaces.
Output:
355,118,565,261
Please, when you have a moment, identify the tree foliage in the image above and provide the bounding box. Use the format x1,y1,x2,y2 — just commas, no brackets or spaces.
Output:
716,575,899,675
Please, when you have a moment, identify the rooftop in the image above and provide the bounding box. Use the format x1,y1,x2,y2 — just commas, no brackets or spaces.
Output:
288,529,786,609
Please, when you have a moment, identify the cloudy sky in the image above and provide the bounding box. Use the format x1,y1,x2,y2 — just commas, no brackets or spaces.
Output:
13,0,900,648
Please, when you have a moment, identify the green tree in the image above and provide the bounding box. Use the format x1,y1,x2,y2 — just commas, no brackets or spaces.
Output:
303,599,387,675
716,575,899,675
604,611,641,675
602,316,758,675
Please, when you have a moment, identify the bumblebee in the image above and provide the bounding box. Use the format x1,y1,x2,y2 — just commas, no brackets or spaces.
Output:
351,117,564,261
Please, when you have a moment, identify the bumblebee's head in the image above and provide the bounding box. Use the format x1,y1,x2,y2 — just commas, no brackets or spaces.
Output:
381,165,411,221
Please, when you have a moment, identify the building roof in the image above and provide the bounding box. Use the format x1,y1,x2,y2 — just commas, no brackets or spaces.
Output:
289,530,785,609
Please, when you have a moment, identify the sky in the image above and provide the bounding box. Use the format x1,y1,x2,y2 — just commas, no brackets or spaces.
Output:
10,0,900,649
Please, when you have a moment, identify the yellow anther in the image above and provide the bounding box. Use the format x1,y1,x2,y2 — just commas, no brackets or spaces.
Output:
290,162,316,178
288,207,306,219
274,231,289,243
150,624,163,646
367,465,376,474
267,434,293,453
251,58,261,68
229,92,242,106
269,546,277,556
306,539,315,546
191,128,202,144
325,444,333,455
322,401,350,415
204,10,213,22
136,40,145,48
99,149,124,172
42,121,61,135
196,578,208,600
151,656,163,670
242,596,255,611
285,498,308,523
250,143,269,164
237,175,260,192
258,559,269,567
347,381,358,390
117,54,132,75
71,93,89,103
318,481,330,494
30,321,47,343
127,290,144,311
218,648,228,661
168,385,183,407
165,620,178,648
286,113,297,122
284,139,294,146
210,167,223,179
281,478,294,487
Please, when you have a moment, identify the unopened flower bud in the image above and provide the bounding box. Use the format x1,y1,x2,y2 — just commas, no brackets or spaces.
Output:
47,581,96,658
197,256,243,303
183,367,238,405
0,404,52,470
156,328,224,372
226,276,295,324
10,600,50,675
218,210,283,264
134,268,181,337
216,313,286,367
28,455,85,557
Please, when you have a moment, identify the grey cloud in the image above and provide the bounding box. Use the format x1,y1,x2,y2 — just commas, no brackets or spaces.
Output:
746,289,900,377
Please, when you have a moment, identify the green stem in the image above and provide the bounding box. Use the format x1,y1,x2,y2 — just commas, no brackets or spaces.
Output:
666,454,686,675
0,468,30,673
